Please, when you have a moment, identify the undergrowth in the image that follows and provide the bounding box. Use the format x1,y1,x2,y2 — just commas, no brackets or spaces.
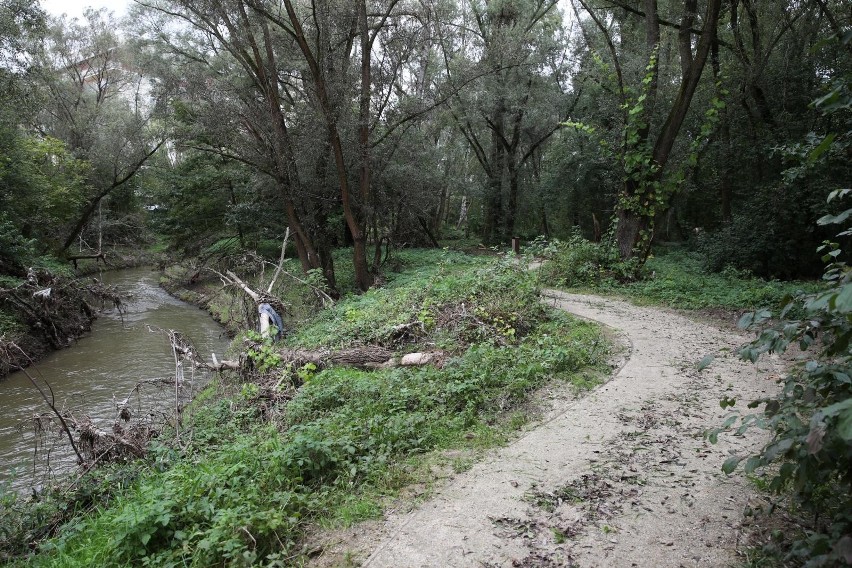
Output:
536,238,820,312
7,250,608,567
621,249,821,311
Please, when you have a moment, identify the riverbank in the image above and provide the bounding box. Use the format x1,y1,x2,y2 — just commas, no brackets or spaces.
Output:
4,249,611,566
158,264,243,338
0,251,167,379
0,270,98,378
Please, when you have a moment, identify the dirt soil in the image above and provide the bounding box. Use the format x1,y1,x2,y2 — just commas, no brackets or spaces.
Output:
309,290,783,567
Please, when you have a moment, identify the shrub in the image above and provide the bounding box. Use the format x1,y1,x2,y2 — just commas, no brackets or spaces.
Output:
712,67,852,565
289,251,543,351
713,189,852,567
696,184,832,280
537,231,637,288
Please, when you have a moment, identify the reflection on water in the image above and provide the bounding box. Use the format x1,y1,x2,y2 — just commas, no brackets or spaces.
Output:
0,267,229,491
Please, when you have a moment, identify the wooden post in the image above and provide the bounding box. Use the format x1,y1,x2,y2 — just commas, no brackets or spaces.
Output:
511,237,521,255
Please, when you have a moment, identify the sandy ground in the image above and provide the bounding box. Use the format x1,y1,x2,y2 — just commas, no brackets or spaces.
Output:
309,291,782,567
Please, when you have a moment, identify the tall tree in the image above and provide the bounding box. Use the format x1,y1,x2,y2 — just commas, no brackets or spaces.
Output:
259,0,424,291
32,9,166,253
438,0,572,244
140,0,444,292
136,0,347,293
597,0,722,260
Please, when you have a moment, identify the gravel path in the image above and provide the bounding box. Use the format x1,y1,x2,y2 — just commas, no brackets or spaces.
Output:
314,291,781,567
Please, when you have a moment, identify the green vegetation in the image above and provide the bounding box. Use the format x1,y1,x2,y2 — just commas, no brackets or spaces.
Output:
709,68,851,567
0,0,848,565
4,252,608,566
710,191,852,566
537,239,820,312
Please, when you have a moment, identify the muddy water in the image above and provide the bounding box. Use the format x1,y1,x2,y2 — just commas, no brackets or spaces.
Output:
0,267,230,492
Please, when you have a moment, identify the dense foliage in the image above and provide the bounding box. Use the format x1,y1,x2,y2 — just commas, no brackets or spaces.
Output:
714,203,852,566
711,56,852,566
0,0,848,285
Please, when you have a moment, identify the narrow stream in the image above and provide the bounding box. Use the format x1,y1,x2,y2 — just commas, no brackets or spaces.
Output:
0,267,230,492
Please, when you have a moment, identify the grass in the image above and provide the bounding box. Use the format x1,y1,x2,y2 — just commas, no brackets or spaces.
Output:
618,249,821,311
0,309,24,336
539,242,822,313
8,249,609,567
289,248,506,349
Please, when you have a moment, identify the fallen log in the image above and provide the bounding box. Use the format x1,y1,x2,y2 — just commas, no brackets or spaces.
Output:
202,347,444,372
400,352,442,366
68,252,107,269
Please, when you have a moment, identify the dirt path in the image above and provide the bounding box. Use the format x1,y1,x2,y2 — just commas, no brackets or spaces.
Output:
315,291,782,567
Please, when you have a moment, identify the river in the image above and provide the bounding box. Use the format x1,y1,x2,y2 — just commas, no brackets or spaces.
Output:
0,267,230,492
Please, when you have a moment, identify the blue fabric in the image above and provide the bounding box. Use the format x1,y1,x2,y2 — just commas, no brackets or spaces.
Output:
258,303,284,340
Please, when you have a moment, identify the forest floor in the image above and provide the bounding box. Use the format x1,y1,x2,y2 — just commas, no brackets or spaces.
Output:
307,289,784,567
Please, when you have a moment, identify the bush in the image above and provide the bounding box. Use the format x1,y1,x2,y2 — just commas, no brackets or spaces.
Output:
0,213,35,276
713,68,852,565
620,248,819,311
696,184,832,279
537,232,637,288
714,190,852,567
289,250,543,351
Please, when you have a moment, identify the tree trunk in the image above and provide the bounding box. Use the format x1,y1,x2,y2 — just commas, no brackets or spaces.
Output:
483,169,503,245
505,157,519,241
615,0,722,259
711,32,733,223
616,185,649,259
540,208,550,239
281,0,373,291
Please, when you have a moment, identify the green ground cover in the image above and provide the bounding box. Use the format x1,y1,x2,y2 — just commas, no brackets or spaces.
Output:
536,239,821,312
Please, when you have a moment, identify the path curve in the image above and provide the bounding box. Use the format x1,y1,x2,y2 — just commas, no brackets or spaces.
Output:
321,292,781,567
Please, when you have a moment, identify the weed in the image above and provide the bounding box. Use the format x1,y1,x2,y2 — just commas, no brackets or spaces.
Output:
537,231,637,288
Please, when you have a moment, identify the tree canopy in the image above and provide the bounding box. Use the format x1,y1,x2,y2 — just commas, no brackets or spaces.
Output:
0,0,848,283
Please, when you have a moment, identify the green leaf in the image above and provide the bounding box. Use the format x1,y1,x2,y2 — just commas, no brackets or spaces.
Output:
805,292,831,312
697,355,714,371
808,133,836,163
764,438,794,462
764,400,780,415
817,209,852,226
720,396,736,409
832,284,852,313
821,398,852,418
743,456,762,474
827,406,852,441
737,312,755,329
722,456,742,474
754,309,772,325
827,188,852,203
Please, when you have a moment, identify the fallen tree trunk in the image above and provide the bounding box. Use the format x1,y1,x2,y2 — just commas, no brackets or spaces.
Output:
68,252,107,269
200,346,443,372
